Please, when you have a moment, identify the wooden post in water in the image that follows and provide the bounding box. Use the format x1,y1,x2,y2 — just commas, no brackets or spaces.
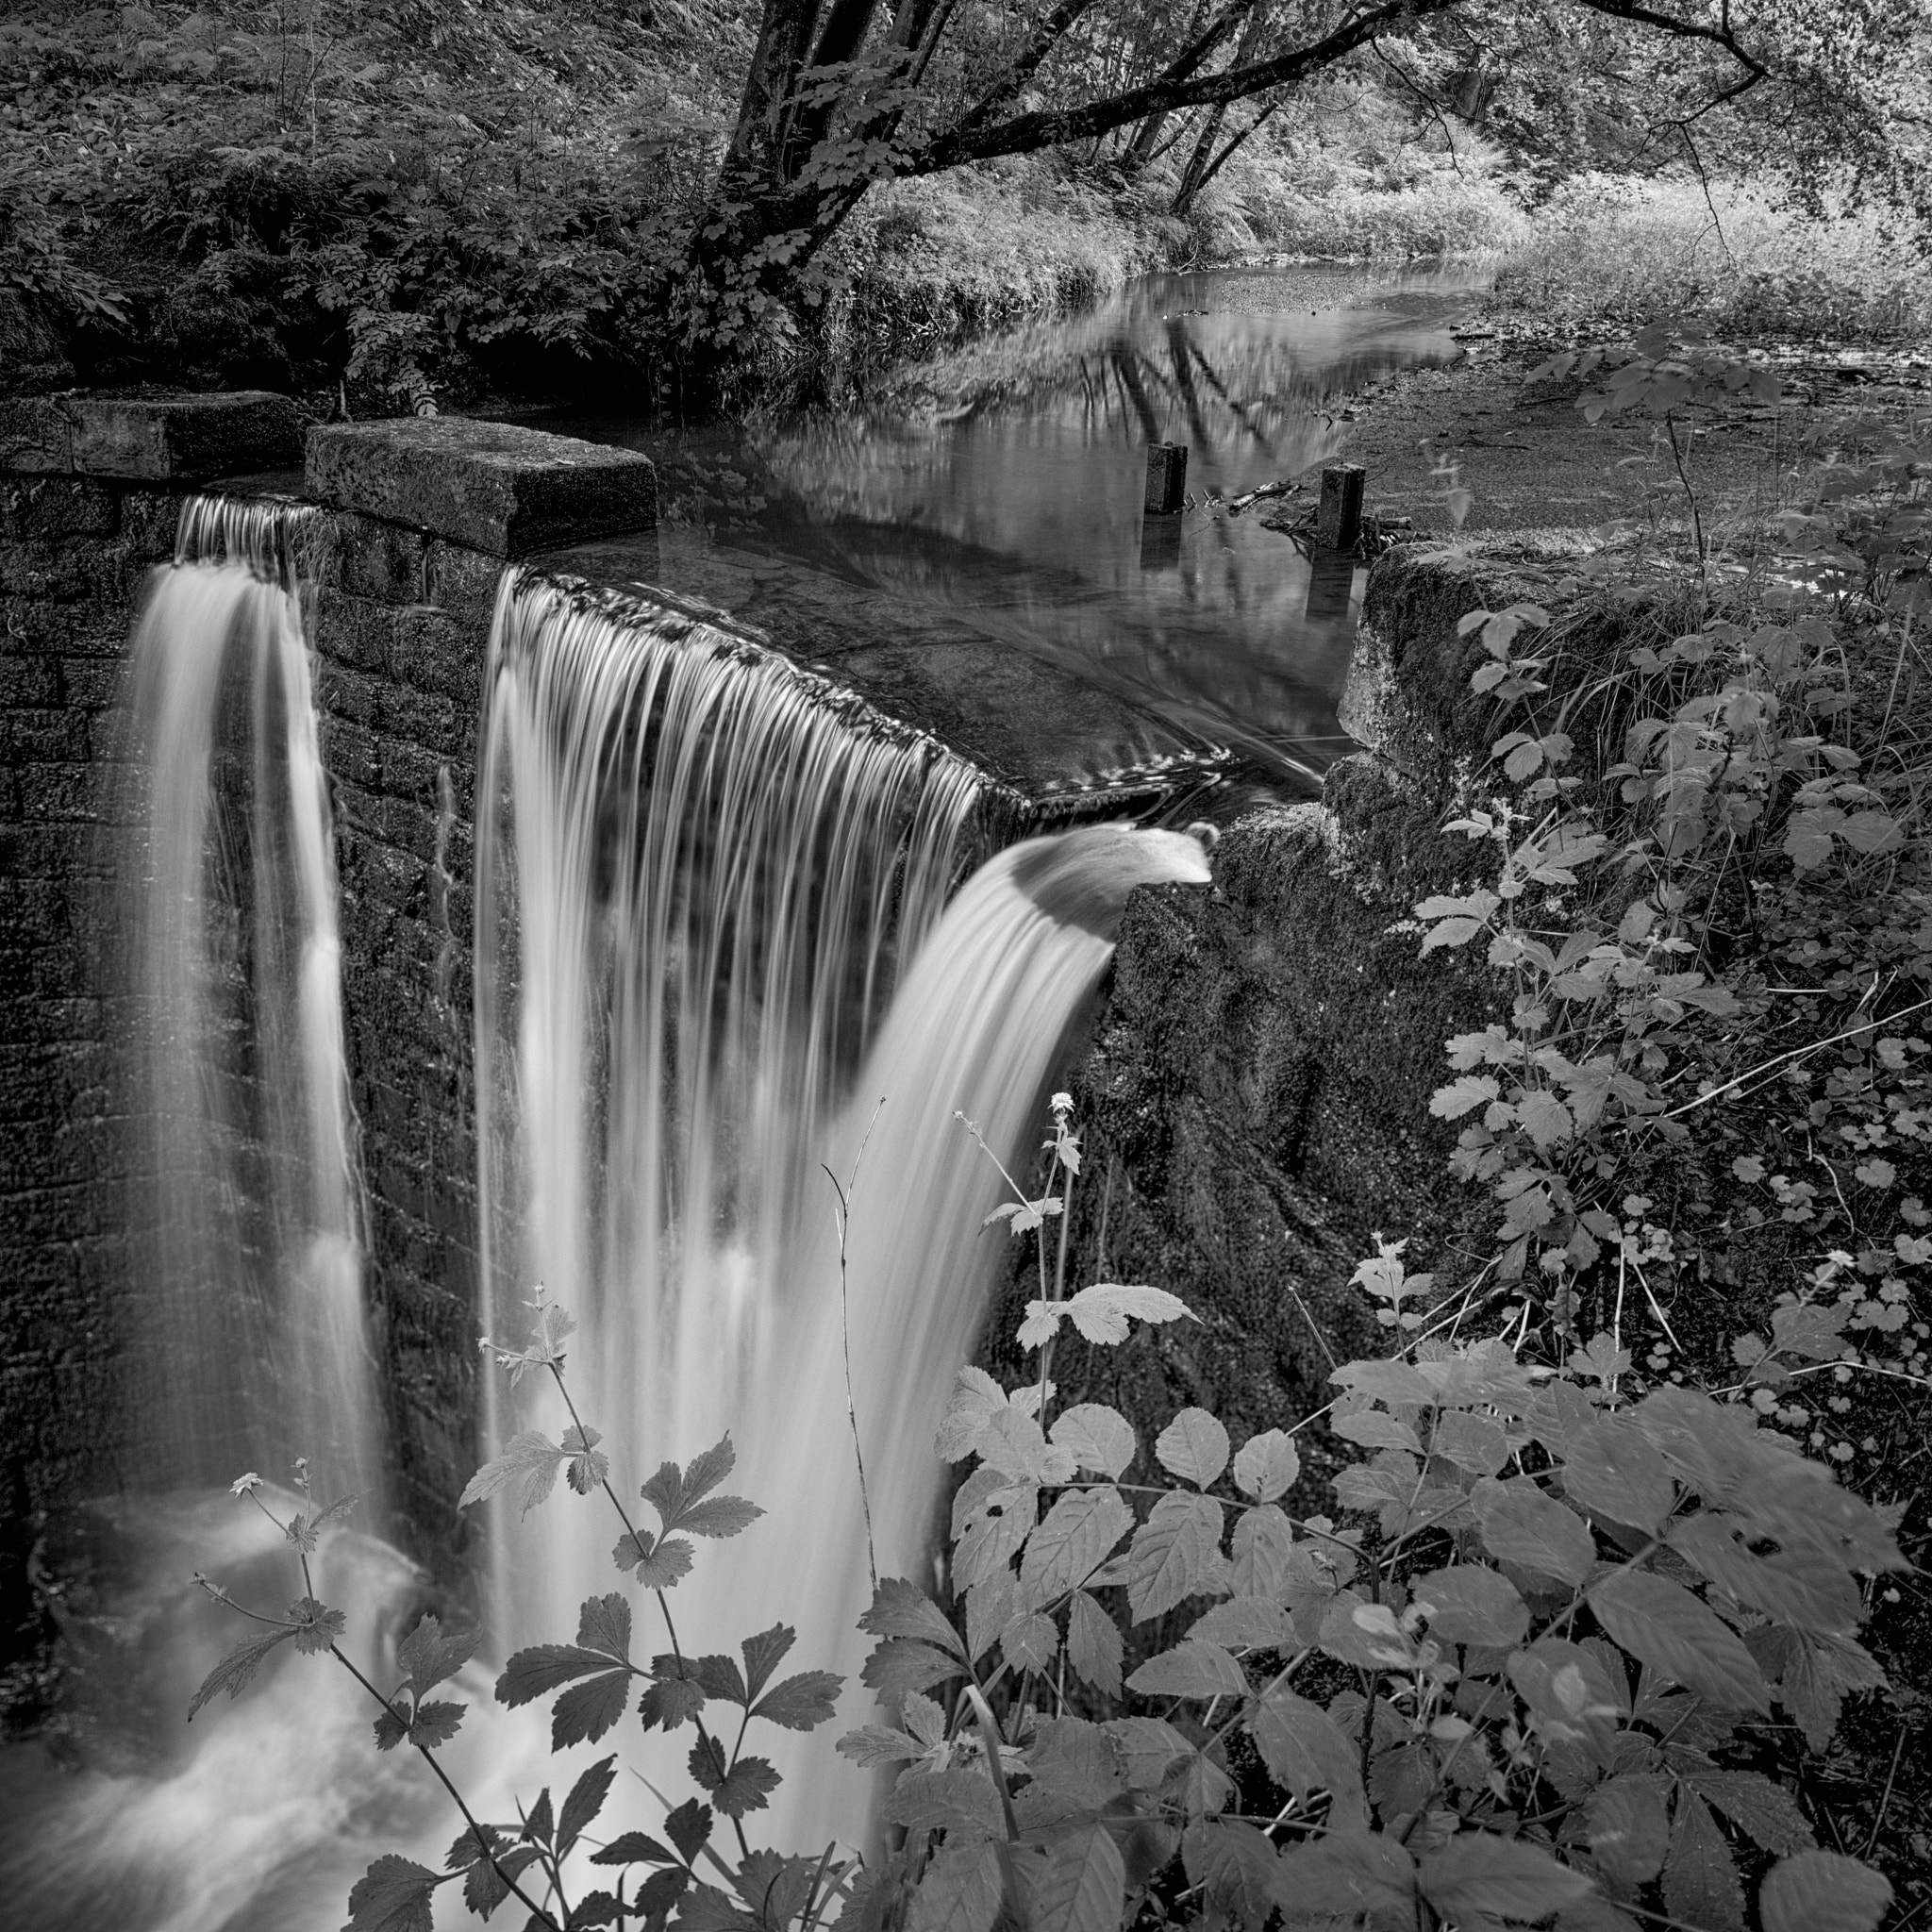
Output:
1145,442,1189,515
1317,463,1365,550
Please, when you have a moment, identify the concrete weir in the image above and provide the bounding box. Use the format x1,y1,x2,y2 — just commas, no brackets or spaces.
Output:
0,391,1232,1622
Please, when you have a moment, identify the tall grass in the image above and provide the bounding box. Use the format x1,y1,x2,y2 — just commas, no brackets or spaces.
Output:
1491,174,1932,341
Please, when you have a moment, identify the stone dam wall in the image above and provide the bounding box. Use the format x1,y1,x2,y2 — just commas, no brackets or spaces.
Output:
0,389,1245,1698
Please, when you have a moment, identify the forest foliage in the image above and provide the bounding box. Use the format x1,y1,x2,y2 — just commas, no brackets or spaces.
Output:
2,0,1927,408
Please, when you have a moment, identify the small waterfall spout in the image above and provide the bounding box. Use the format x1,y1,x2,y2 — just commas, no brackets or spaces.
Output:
478,554,1213,1848
123,497,377,1501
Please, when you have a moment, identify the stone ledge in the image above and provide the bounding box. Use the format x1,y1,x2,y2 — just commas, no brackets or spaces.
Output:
307,417,657,557
0,392,303,480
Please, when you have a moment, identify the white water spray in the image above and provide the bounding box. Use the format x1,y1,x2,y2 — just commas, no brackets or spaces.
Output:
476,562,1213,1850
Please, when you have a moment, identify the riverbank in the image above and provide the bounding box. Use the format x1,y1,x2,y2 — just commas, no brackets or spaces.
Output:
1295,333,1932,538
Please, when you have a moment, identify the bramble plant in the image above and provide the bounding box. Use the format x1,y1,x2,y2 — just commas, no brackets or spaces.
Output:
193,1084,1908,1932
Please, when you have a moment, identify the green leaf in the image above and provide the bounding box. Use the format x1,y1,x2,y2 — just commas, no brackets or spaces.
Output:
1001,1609,1059,1672
1049,1404,1136,1479
1248,1687,1367,1828
345,1855,441,1932
373,1697,466,1751
1474,1478,1597,1585
1127,1492,1230,1622
1230,1505,1295,1602
1664,1792,1746,1932
858,1579,966,1657
641,1437,752,1537
1563,1421,1677,1531
459,1430,568,1515
1020,1486,1133,1602
1060,1282,1195,1345
553,1668,633,1747
1272,1832,1416,1924
1690,1770,1817,1855
675,1881,755,1932
1420,1835,1591,1924
1319,1595,1420,1671
751,1671,841,1730
861,1640,968,1695
1432,1409,1509,1476
1591,1570,1773,1713
577,1593,631,1658
1670,1514,1861,1635
1508,1640,1626,1751
189,1623,300,1718
1182,1819,1277,1924
495,1646,623,1708
1066,1591,1124,1698
1105,1716,1195,1790
694,1654,748,1705
883,1768,1006,1840
664,1798,713,1865
1125,1639,1247,1701
1030,1822,1126,1932
591,1832,680,1868
678,1495,764,1539
1231,1428,1301,1502
1411,1566,1528,1648
1586,1776,1671,1885
558,1753,616,1855
1189,1595,1296,1651
837,1723,932,1768
1156,1408,1231,1488
562,1423,610,1495
906,1838,1003,1932
614,1529,696,1590
461,1840,541,1921
395,1613,477,1696
1759,1853,1893,1932
741,1622,800,1701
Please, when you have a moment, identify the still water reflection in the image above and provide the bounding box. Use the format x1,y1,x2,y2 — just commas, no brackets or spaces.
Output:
555,262,1487,783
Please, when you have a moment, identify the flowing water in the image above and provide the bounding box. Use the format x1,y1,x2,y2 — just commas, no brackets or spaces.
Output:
125,499,377,1505
11,264,1454,1920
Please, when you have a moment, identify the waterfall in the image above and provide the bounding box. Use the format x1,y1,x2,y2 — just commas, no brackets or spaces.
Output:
124,497,378,1505
476,560,1213,1849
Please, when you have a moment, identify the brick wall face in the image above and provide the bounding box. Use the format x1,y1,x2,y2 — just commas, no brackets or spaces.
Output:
0,474,186,1686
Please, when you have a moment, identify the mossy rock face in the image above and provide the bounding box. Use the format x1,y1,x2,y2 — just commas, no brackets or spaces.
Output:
0,294,75,396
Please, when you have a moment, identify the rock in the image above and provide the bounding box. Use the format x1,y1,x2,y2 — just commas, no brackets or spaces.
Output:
0,391,303,478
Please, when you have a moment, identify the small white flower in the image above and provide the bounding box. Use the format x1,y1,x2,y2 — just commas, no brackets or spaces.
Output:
229,1472,262,1496
1050,1091,1073,1117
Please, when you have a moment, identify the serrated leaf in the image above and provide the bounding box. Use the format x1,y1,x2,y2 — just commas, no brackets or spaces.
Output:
1591,1570,1773,1712
1105,1716,1195,1790
1156,1409,1231,1488
1563,1421,1677,1531
458,1431,568,1515
1029,1823,1125,1932
1432,1074,1502,1117
345,1855,441,1932
1432,1409,1509,1476
1061,1282,1195,1345
741,1622,800,1701
1020,1486,1134,1602
1690,1770,1816,1855
494,1643,624,1707
1665,1792,1746,1932
1759,1853,1892,1932
664,1798,712,1864
1127,1491,1230,1622
675,1881,755,1932
1190,1595,1296,1650
1272,1832,1415,1921
1586,1776,1671,1885
678,1495,764,1539
552,1668,634,1747
188,1623,300,1718
1002,1609,1059,1672
861,1640,968,1696
1066,1591,1124,1699
374,1697,463,1751
858,1579,967,1656
1184,1819,1279,1923
1232,1429,1301,1502
532,1757,606,1863
884,1768,1005,1840
751,1671,841,1730
1474,1478,1597,1585
1125,1639,1247,1700
838,1723,930,1767
977,1407,1076,1485
1231,1504,1295,1602
462,1840,541,1921
1249,1687,1366,1826
591,1832,680,1868
906,1838,1003,1932
641,1437,741,1536
562,1424,610,1496
577,1592,632,1659
694,1653,748,1705
938,1367,1010,1461
1410,1565,1529,1648
1421,1834,1591,1923
396,1613,477,1696
1049,1405,1136,1479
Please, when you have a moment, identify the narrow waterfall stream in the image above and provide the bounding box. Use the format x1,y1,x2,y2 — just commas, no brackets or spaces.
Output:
475,563,1213,1845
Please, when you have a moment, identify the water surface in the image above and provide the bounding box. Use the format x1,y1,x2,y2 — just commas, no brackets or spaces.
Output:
546,262,1488,784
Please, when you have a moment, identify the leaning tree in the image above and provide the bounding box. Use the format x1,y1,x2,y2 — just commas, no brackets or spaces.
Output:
676,0,1929,348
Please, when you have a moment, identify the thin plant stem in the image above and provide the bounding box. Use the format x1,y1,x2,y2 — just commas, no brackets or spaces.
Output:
822,1096,886,1595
